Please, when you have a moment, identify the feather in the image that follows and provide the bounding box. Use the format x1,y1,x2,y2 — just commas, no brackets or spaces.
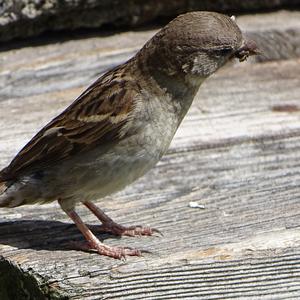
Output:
0,64,139,180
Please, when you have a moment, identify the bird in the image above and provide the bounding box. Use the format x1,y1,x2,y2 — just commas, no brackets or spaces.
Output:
0,11,258,259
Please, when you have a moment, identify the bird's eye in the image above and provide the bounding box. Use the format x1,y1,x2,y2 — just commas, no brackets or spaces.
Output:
214,47,233,56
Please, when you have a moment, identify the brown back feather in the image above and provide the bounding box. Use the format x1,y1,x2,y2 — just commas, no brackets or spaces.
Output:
1,63,138,180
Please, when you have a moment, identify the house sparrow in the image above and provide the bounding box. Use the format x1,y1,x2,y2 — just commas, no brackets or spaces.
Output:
0,11,258,259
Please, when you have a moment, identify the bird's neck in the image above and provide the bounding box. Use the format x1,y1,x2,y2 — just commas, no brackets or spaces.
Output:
132,53,205,124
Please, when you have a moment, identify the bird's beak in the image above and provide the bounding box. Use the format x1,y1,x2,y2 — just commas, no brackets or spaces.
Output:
235,39,261,62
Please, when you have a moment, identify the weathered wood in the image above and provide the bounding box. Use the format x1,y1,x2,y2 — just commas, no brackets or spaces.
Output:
0,11,300,300
1,10,300,102
1,0,300,42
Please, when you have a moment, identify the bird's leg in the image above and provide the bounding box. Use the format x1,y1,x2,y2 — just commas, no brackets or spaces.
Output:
83,200,160,237
66,210,142,259
58,201,141,259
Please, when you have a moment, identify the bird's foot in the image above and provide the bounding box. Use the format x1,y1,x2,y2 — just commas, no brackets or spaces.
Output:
70,240,143,259
97,222,162,237
83,201,162,237
63,208,149,259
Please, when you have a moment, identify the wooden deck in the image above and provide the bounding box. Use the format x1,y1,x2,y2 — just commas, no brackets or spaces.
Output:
0,11,300,299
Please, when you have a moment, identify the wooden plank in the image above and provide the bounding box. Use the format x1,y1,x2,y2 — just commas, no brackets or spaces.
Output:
1,11,300,102
0,11,300,299
2,1,300,43
1,58,299,299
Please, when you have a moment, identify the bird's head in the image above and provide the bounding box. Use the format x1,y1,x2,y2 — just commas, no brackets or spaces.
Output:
141,11,259,82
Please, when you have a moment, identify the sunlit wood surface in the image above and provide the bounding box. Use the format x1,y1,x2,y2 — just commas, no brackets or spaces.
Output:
0,11,300,300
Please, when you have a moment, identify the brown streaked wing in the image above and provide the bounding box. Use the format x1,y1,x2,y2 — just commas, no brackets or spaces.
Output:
1,66,138,180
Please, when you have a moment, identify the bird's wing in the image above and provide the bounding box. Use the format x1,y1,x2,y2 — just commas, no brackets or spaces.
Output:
1,66,139,180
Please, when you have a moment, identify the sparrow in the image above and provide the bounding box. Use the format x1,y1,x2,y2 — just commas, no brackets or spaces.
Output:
0,11,258,259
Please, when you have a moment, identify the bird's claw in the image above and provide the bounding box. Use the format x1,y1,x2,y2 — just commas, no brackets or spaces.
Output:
96,222,163,237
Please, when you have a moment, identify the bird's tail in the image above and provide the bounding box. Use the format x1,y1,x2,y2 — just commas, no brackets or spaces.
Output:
0,180,13,207
0,178,42,207
0,181,5,193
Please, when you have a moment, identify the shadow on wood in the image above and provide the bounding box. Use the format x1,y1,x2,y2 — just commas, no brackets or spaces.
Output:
0,220,125,251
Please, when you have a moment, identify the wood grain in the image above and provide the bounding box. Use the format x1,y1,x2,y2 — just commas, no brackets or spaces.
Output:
0,11,300,300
